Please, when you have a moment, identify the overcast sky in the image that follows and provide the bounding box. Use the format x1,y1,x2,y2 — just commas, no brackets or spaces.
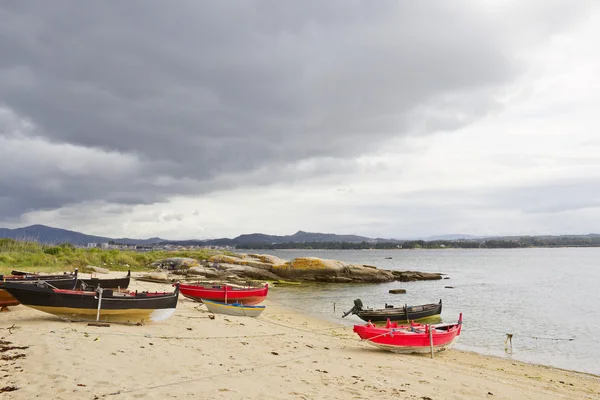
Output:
1,1,599,240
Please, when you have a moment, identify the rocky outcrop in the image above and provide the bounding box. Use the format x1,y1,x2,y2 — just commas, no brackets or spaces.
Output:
217,264,282,280
87,265,109,274
247,254,287,266
391,271,443,282
271,257,395,283
181,266,221,278
207,254,281,270
152,257,200,270
136,272,172,283
148,254,442,284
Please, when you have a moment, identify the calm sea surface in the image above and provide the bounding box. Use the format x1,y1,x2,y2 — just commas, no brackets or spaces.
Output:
260,248,600,374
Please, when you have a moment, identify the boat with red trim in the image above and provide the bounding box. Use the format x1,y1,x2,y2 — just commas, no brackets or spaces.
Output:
0,270,78,310
2,281,180,324
353,313,463,354
178,283,268,305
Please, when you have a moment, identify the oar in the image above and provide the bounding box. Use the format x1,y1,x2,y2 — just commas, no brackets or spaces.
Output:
428,325,434,359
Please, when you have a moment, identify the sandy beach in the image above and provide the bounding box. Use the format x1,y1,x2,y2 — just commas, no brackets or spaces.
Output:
1,274,598,400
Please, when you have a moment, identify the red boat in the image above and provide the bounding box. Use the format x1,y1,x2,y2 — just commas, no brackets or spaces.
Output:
353,313,462,354
178,283,268,305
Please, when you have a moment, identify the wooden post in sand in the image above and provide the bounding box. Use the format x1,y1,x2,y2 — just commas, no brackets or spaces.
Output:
88,287,110,327
96,287,103,322
428,325,434,359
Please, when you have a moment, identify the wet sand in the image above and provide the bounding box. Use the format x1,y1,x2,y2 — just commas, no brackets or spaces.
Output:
1,275,598,399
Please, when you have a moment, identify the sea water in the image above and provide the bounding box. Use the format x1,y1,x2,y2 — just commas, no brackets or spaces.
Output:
262,248,600,375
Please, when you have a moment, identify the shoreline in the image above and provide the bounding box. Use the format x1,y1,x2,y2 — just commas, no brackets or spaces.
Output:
268,287,600,378
1,274,598,399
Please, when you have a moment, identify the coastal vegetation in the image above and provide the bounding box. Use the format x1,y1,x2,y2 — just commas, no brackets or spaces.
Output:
0,238,217,275
0,239,441,283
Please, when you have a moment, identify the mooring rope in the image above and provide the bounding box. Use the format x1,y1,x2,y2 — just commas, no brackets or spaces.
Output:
485,328,575,341
100,350,328,397
66,329,286,341
529,335,575,341
256,316,351,337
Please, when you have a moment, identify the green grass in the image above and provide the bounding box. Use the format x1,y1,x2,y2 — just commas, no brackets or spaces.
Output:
0,238,219,275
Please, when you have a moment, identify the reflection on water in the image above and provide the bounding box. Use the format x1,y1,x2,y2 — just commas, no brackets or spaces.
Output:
264,248,600,374
364,315,443,326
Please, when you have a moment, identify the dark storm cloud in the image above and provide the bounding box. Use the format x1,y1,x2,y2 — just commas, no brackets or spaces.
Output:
0,1,591,219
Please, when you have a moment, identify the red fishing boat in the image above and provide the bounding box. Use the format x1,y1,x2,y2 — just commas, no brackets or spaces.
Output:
178,283,268,305
353,313,462,354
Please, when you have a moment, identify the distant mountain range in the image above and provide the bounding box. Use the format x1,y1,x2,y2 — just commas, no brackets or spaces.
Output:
0,224,478,246
165,230,382,247
0,225,164,246
1,224,598,247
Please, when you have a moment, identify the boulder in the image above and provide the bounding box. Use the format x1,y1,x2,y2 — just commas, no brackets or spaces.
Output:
151,257,200,270
271,257,344,280
208,254,244,264
138,272,171,282
218,264,281,280
391,271,443,282
248,254,287,266
207,254,274,270
389,289,407,294
182,266,221,278
271,257,395,283
345,264,395,282
87,265,109,274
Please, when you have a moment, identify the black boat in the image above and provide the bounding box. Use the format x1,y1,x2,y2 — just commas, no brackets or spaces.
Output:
2,281,180,324
342,299,442,322
77,270,131,290
1,269,78,289
0,270,78,310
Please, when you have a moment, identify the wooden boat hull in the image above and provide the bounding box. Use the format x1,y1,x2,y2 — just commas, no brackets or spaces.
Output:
179,284,268,305
366,336,460,354
1,273,78,288
202,299,265,317
77,270,131,290
2,282,179,324
0,274,79,309
348,299,442,322
24,305,176,323
0,289,20,308
353,314,462,354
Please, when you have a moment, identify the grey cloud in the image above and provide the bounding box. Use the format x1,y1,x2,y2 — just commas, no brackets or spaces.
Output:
490,180,600,215
161,213,184,222
0,1,592,219
368,178,600,216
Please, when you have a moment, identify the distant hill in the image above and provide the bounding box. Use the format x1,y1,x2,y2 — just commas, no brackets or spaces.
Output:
159,230,374,246
421,234,487,241
0,224,165,246
233,230,373,245
3,224,600,249
0,226,377,247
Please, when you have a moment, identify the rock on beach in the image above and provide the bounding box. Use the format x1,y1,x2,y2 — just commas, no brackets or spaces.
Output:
148,253,442,284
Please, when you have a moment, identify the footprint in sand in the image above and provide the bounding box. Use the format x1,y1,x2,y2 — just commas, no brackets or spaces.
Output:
48,373,69,380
